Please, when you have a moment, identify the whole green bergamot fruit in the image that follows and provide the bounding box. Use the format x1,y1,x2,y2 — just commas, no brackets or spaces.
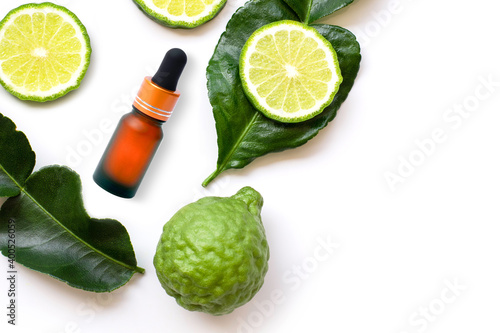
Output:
154,186,270,316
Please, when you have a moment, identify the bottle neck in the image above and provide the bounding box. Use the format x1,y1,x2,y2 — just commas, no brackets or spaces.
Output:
131,107,165,126
132,77,180,122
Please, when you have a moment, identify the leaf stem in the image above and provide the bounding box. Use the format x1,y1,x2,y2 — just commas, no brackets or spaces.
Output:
304,0,313,24
202,169,222,187
0,163,23,196
203,111,261,187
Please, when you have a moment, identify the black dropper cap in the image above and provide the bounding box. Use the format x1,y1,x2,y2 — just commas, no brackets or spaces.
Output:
152,48,187,92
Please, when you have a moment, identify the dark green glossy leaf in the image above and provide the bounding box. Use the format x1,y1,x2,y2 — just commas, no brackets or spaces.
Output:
203,0,361,186
0,114,144,292
0,113,35,197
283,0,355,24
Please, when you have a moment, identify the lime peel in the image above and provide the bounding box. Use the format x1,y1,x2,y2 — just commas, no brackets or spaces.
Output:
154,186,270,316
0,2,91,102
133,0,228,29
240,20,343,123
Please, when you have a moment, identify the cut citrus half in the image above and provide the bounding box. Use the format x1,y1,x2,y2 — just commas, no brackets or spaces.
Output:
0,3,91,102
240,20,343,123
133,0,228,29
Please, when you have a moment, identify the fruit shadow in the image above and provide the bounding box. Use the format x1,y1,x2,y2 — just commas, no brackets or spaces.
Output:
197,265,288,331
197,213,293,330
1,87,78,109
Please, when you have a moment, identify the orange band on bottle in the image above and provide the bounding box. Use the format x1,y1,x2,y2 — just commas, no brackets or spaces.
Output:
133,76,180,122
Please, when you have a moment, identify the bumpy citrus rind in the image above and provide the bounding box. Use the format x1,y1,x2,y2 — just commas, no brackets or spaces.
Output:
154,187,269,315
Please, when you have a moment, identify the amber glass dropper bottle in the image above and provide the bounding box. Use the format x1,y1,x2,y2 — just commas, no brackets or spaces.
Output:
93,48,187,198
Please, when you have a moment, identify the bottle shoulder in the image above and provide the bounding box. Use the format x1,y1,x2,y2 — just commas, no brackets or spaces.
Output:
120,110,164,137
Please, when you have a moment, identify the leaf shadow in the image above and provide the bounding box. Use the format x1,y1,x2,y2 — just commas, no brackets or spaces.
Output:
318,0,381,26
15,263,142,320
213,108,352,184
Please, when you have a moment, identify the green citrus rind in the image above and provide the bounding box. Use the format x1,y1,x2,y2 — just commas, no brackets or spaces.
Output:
132,0,228,29
240,20,343,123
0,2,91,102
154,186,270,316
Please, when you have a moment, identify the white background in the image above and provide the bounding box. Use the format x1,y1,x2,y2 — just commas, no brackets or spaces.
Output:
1,0,500,332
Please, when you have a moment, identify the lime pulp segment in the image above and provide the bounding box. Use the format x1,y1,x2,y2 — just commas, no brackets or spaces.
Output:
134,0,228,28
240,20,343,123
0,3,91,102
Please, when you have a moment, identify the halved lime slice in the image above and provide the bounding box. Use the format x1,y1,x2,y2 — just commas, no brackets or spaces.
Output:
0,3,91,102
133,0,227,29
240,20,343,123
